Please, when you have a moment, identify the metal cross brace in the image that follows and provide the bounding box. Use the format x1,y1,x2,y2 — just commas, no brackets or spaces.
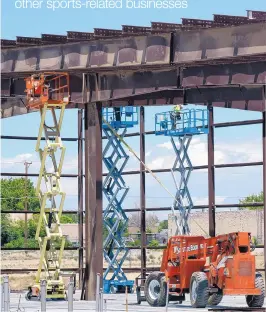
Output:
35,105,66,290
102,127,130,282
170,135,194,235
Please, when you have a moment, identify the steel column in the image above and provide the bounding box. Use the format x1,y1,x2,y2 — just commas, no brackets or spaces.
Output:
263,86,266,282
208,105,215,237
140,106,146,282
78,109,84,290
84,102,103,301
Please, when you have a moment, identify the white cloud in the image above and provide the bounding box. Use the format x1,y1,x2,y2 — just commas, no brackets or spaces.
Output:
145,151,152,157
148,137,262,172
147,155,175,170
156,142,173,150
192,196,226,205
1,151,79,177
1,153,38,170
215,141,262,164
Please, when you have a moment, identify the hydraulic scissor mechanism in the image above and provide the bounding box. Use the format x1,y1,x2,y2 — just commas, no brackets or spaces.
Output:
155,108,209,235
102,107,138,294
25,73,70,300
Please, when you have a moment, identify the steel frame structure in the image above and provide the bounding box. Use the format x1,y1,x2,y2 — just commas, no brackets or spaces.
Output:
1,10,266,301
1,111,265,299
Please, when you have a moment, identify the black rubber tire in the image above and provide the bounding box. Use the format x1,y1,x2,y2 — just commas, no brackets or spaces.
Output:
190,272,209,308
110,285,117,294
136,287,141,304
208,293,223,306
144,272,167,307
25,291,32,301
246,273,265,308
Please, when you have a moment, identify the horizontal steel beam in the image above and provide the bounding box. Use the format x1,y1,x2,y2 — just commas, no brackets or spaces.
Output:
2,202,263,215
1,161,262,178
0,267,160,274
1,210,79,214
1,247,78,251
1,119,263,141
2,22,266,73
214,119,264,128
0,135,79,141
2,65,266,119
2,267,264,274
2,244,264,251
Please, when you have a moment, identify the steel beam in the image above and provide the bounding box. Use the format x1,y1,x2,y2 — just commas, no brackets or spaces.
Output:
140,106,146,282
2,267,265,275
0,119,263,141
1,135,79,141
208,105,215,237
84,102,103,300
1,202,264,215
78,109,84,290
214,119,263,128
1,160,263,178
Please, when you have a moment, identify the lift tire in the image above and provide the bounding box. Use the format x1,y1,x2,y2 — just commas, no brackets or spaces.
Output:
208,293,223,306
25,291,32,301
110,285,117,294
246,273,265,308
190,272,209,308
136,286,141,304
144,272,167,307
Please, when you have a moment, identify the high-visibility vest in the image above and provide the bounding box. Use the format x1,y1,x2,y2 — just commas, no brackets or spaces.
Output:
173,105,181,112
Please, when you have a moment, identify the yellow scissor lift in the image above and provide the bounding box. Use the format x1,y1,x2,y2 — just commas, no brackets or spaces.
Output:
25,73,70,300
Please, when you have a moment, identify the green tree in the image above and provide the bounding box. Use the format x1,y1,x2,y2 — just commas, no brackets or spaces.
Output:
102,218,129,241
61,214,78,224
0,178,76,248
148,239,159,248
1,178,39,212
2,215,46,248
158,220,168,232
128,239,141,247
239,192,264,210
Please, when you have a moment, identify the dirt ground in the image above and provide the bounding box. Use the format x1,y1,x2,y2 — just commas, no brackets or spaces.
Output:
1,249,264,291
1,249,162,290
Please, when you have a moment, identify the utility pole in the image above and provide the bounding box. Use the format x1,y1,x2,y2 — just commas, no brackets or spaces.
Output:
24,161,32,248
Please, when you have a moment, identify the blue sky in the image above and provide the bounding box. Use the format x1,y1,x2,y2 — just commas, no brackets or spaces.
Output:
1,0,265,221
2,0,266,38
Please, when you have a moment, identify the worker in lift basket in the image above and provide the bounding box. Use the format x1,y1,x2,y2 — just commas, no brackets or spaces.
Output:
170,104,183,129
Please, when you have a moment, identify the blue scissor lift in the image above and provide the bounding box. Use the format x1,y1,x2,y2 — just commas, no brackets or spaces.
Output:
102,107,138,294
155,108,209,235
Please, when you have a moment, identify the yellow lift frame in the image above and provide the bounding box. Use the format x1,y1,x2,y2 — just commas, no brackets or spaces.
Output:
25,73,70,300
